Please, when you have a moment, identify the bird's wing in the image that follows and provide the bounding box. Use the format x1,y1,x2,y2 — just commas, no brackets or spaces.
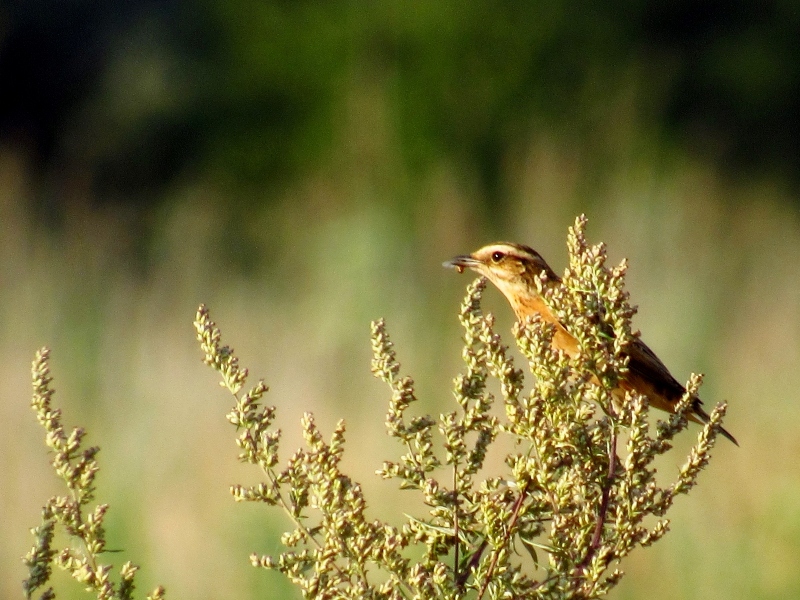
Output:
626,338,738,444
628,339,687,399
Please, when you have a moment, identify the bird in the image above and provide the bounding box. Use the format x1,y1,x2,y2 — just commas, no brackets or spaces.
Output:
444,242,737,445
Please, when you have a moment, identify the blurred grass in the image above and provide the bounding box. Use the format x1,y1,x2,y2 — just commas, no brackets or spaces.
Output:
3,94,800,600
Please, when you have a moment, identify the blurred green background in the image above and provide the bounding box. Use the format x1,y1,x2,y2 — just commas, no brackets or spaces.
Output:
2,1,799,598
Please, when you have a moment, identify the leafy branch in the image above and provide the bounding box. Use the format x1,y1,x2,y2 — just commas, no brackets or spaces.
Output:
194,217,729,599
23,348,165,600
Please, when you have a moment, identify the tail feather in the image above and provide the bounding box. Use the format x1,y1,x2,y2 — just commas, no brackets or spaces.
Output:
693,400,738,446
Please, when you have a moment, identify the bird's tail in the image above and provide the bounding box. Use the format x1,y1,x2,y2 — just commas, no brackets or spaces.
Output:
693,399,738,446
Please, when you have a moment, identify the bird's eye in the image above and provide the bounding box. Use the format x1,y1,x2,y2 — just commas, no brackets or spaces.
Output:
491,251,505,263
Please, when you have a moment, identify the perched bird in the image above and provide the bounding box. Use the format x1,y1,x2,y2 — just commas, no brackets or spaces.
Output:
444,242,737,445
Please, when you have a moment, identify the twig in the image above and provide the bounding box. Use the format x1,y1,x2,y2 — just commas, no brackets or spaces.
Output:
453,465,460,590
456,538,488,589
576,430,618,576
476,481,530,600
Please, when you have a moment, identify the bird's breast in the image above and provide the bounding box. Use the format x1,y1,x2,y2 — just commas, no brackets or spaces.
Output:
512,295,580,356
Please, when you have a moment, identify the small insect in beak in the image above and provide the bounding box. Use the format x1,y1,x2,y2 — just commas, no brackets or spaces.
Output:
443,255,477,274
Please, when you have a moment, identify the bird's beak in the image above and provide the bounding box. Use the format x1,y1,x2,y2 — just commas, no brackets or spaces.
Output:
443,254,482,274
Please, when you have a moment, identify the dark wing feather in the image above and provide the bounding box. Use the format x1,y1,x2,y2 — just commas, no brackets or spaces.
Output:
626,338,738,445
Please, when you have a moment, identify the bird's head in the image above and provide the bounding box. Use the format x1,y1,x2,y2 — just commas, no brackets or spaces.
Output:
443,243,560,307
